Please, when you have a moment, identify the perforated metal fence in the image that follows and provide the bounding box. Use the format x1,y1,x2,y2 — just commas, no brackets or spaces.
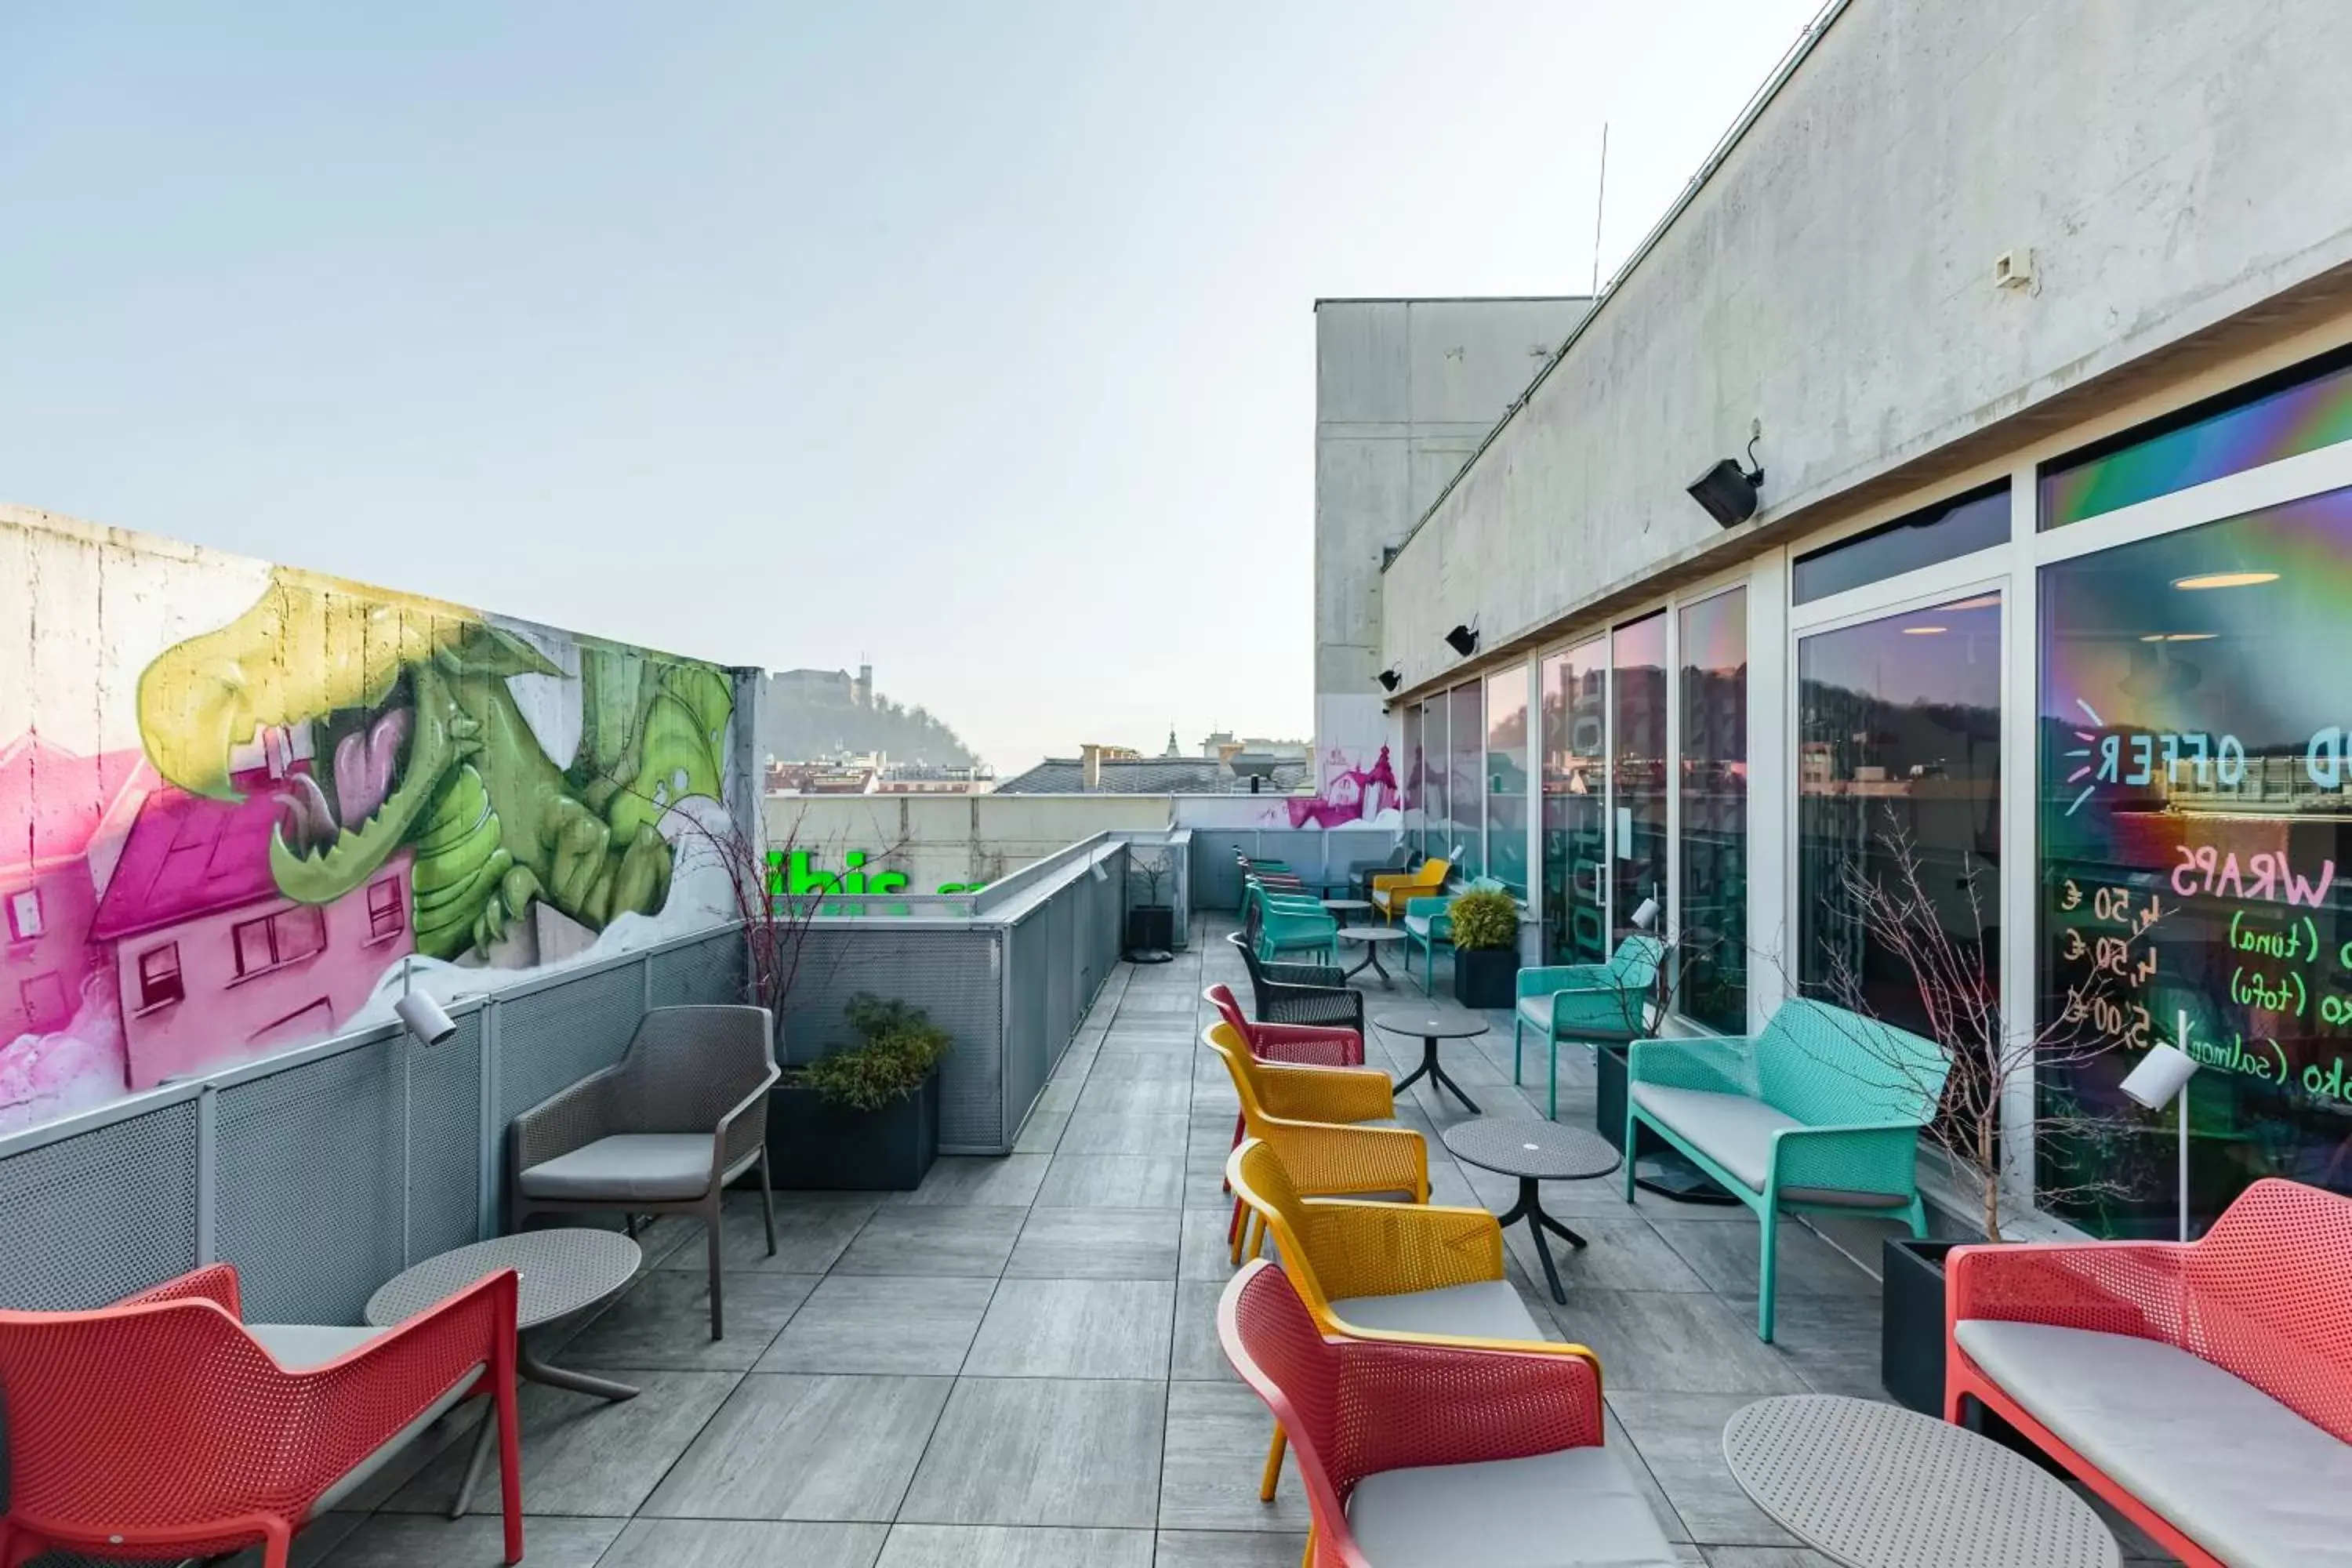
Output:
0,843,1120,1316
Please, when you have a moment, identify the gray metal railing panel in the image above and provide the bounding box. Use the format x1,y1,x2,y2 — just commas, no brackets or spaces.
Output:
493,964,644,1133
408,1012,486,1265
649,928,747,1009
0,1096,200,1310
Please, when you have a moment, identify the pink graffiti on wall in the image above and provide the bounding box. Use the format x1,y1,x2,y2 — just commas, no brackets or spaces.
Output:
1286,745,1398,829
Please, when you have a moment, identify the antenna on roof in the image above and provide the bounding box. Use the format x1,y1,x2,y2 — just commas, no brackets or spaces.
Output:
1589,122,1610,297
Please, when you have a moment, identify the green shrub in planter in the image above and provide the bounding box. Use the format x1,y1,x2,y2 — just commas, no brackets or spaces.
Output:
799,993,952,1109
772,994,953,1190
1448,889,1520,950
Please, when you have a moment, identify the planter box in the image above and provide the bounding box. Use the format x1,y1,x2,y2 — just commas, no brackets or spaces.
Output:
1452,946,1519,1009
1595,1043,1738,1205
767,1069,940,1192
1882,1236,1961,1416
1125,904,1176,955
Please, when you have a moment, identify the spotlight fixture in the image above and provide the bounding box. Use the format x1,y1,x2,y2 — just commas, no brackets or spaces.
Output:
1376,669,1402,692
1686,434,1765,528
393,958,457,1047
1443,624,1479,658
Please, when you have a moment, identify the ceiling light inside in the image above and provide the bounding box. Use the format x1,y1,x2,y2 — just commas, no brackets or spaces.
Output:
2172,571,2278,590
1901,626,1947,636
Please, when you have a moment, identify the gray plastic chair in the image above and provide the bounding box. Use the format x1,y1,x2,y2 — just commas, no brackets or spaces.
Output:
510,1004,779,1339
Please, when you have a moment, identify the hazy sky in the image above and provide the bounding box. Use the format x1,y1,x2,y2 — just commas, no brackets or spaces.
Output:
3,2,1823,773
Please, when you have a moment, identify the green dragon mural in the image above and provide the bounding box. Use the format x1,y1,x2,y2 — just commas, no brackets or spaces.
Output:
136,568,732,960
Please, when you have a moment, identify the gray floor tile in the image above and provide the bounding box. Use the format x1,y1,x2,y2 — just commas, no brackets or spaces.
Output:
1701,1548,1841,1566
1156,1378,1312,1532
310,1514,622,1568
1650,1218,1880,1298
1179,1207,1242,1279
899,1378,1167,1527
1171,1279,1236,1381
1058,1109,1189,1154
1154,1530,1312,1566
1036,1152,1190,1208
644,1372,951,1520
1084,1051,1194,1081
891,1154,1054,1207
564,1269,819,1370
387,1370,741,1519
597,1519,890,1568
1509,1214,1712,1293
656,1192,881,1274
964,1277,1174,1379
1609,1391,1798,1548
1075,1076,1193,1116
757,1274,997,1374
1550,1290,1813,1396
220,1512,360,1567
832,1205,1029,1276
1609,1403,1692,1544
1014,1104,1075,1155
876,1524,1155,1567
1007,1206,1181,1279
1183,1157,1236,1207
1736,1293,1893,1399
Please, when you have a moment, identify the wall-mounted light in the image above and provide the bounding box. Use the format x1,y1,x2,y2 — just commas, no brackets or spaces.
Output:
2120,1015,2201,1242
393,957,457,1046
1631,896,1661,931
1376,669,1401,692
1443,625,1479,658
1687,434,1765,529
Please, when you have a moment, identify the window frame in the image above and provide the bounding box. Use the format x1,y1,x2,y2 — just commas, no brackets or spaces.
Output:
5,887,42,942
136,942,185,1011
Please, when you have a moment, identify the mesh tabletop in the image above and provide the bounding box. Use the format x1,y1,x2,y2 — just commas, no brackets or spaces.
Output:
1373,1010,1490,1039
365,1229,642,1330
1721,1395,2120,1568
1442,1117,1621,1181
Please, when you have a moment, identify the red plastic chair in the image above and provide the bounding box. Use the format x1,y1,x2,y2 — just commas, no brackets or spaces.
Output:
1204,985,1373,1245
1946,1177,2352,1568
0,1262,524,1568
1217,1258,1606,1567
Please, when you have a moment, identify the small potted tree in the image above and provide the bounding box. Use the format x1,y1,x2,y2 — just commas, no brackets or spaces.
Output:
1124,847,1177,962
1447,887,1522,1008
768,993,951,1191
1813,811,2152,1414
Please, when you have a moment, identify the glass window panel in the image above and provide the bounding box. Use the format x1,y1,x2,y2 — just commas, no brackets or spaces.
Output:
1403,702,1425,858
2038,485,2352,1238
1448,682,1484,880
1792,483,2010,604
2042,349,2352,530
1423,698,1449,866
1798,594,2002,1041
1485,667,1529,895
1612,615,1668,949
1542,638,1610,964
1679,588,1748,1033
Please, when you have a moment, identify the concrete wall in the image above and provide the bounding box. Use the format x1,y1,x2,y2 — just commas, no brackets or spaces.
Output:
1313,297,1589,777
1380,0,2352,691
765,793,1177,895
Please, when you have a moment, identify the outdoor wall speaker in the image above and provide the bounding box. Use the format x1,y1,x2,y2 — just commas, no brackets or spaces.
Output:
1687,456,1764,528
2121,1041,2199,1109
1443,624,1479,657
1632,896,1661,931
1377,669,1402,692
395,987,458,1047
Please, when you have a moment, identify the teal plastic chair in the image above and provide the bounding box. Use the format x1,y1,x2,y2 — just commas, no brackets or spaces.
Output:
1512,935,1665,1119
1245,880,1338,964
1400,894,1454,994
1624,998,1947,1341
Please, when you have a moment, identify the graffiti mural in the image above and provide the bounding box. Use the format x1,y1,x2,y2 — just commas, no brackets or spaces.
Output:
1283,744,1400,829
1,508,742,1131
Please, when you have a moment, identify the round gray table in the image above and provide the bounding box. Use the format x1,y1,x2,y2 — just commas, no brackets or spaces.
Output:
1721,1395,2121,1568
1374,1008,1489,1113
367,1228,642,1519
1337,924,1404,985
1442,1118,1621,1303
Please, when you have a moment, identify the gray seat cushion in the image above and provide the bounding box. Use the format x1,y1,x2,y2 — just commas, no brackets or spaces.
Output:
249,1322,481,1519
1955,1321,2352,1568
1347,1446,1679,1566
1331,1279,1543,1342
1404,913,1436,938
520,1131,716,1201
1516,995,1553,1033
1628,1083,1907,1207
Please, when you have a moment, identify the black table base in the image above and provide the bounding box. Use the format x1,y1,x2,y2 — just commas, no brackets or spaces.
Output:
1497,1174,1586,1303
1342,942,1395,985
1392,1036,1480,1113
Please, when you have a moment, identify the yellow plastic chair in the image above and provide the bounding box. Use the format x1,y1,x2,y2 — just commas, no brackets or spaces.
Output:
1227,1134,1602,1501
1370,856,1450,921
1202,1022,1427,1264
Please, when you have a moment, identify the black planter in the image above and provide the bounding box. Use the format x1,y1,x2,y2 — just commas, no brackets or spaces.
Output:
1882,1237,1962,1416
1125,904,1176,960
767,1069,940,1191
1595,1043,1739,1204
1452,946,1519,1008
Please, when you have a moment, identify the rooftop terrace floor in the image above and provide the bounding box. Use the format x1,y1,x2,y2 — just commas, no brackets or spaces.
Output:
210,913,2172,1568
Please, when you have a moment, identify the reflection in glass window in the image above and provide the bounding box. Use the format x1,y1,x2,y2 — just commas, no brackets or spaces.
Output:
1798,596,2002,1040
1542,639,1609,964
1403,702,1425,859
1679,590,1748,1033
1486,667,1530,894
1448,683,1484,880
1792,483,2009,604
1422,698,1449,868
2039,486,2352,1237
1613,615,1668,949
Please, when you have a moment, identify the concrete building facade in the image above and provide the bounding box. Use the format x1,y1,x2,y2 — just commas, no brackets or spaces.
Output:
1339,0,2352,1240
